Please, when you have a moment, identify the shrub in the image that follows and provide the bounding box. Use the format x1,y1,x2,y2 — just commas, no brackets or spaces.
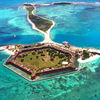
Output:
36,56,39,59
54,53,58,56
21,59,24,62
46,48,50,52
38,51,43,54
66,53,71,57
24,45,31,48
41,54,45,56
32,52,35,55
58,54,64,58
68,58,70,62
50,58,54,61
23,54,28,57
82,50,90,60
30,57,32,60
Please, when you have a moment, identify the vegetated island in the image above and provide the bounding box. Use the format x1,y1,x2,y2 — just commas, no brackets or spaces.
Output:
24,3,54,34
3,43,78,81
1,2,100,82
2,42,100,81
23,3,55,43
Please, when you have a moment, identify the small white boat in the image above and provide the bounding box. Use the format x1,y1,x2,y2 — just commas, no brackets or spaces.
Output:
14,35,16,38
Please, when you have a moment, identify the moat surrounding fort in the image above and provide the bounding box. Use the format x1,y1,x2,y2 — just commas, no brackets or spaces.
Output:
3,43,78,81
2,41,100,81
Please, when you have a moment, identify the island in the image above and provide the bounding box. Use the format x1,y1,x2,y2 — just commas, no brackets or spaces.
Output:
3,43,78,81
24,3,54,34
2,41,100,81
1,2,100,82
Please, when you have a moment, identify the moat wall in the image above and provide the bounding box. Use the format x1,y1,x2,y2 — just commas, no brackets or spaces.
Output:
31,67,76,80
5,45,76,80
6,62,32,75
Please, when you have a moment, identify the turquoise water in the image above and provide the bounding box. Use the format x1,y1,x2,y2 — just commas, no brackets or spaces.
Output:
0,5,44,46
1,0,100,100
36,4,100,48
1,51,100,100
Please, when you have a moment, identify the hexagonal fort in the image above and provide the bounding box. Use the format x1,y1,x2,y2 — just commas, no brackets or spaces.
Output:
5,44,76,80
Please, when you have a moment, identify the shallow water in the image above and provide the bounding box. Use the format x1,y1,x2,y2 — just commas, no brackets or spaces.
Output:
36,4,100,48
1,51,100,100
0,5,44,46
0,0,100,100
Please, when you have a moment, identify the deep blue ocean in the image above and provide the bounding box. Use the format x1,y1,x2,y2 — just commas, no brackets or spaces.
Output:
1,0,100,100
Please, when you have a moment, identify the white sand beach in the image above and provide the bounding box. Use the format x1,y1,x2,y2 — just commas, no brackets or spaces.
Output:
0,46,7,50
4,49,15,55
24,5,55,43
78,55,100,63
0,45,16,55
88,48,100,54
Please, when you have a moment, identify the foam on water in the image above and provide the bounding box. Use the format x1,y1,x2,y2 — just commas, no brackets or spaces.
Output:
79,57,100,72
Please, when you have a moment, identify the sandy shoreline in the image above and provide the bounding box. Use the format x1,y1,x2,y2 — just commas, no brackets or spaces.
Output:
4,49,15,55
24,5,55,43
78,55,100,63
0,45,16,55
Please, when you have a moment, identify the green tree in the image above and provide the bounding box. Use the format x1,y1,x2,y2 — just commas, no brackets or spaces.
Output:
38,51,43,54
58,54,64,58
21,59,24,62
36,56,39,59
30,57,32,60
32,52,35,55
41,54,45,56
82,50,90,60
50,58,54,61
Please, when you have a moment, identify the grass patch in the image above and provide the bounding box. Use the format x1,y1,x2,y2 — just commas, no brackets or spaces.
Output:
16,48,68,72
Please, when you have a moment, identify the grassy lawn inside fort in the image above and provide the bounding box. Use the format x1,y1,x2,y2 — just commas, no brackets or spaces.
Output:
16,48,71,72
